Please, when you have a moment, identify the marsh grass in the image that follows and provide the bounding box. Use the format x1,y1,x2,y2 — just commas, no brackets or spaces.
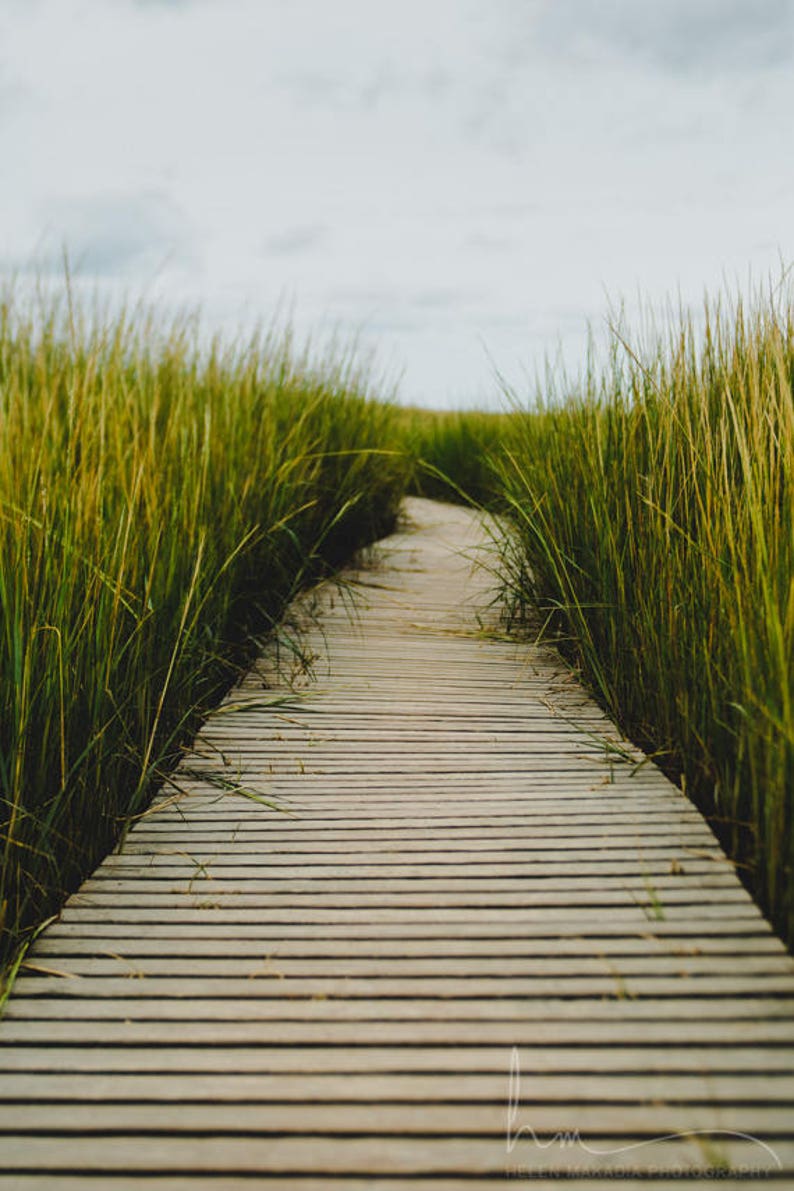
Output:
398,407,508,506
0,284,407,981
495,287,794,943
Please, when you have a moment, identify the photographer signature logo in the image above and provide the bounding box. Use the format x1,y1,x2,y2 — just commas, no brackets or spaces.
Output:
506,1046,782,1171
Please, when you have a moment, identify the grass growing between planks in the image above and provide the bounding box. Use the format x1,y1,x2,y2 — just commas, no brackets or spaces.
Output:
494,287,794,946
0,285,408,984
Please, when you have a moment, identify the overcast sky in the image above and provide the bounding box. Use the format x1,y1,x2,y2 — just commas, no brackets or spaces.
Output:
1,0,793,407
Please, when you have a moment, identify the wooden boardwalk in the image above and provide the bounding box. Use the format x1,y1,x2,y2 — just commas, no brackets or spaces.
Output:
1,496,794,1188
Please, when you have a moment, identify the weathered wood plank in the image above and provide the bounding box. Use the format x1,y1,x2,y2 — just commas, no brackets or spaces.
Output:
37,916,784,938
16,954,792,979
72,880,744,900
120,829,719,848
1,1101,793,1135
34,932,785,957
3,1044,794,1074
100,845,728,865
56,902,767,921
4,1018,794,1045
2,1071,794,1102
0,1134,790,1176
124,825,715,841
0,1182,780,1191
7,995,794,1021
65,893,745,916
0,1180,775,1191
11,974,794,998
80,871,741,887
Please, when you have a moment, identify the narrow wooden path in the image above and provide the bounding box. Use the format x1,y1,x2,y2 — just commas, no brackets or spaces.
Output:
1,497,794,1188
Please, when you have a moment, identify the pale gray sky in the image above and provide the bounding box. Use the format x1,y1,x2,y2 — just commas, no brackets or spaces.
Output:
1,0,793,406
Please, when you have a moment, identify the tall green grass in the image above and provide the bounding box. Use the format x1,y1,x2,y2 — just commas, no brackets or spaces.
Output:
398,407,508,507
0,285,408,979
496,289,794,944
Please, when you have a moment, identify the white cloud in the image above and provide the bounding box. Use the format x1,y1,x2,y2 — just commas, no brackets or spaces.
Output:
0,0,792,405
262,225,329,258
536,0,794,74
9,191,195,279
